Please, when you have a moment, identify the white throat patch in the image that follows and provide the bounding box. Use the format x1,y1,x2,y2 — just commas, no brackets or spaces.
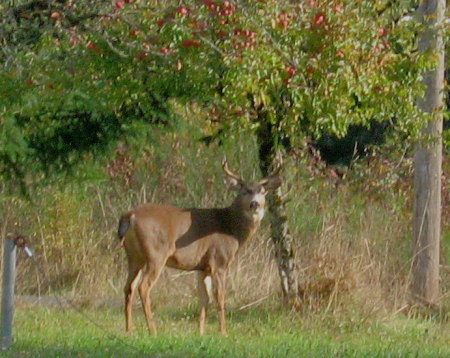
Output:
254,208,265,222
246,208,265,223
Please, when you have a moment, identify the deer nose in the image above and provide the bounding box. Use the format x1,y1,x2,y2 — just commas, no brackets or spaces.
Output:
250,201,260,210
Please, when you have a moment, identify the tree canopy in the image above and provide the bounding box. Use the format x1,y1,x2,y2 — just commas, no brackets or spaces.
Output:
0,0,435,188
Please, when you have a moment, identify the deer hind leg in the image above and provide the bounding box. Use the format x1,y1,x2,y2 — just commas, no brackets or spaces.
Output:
124,263,143,333
212,269,227,336
138,258,167,335
197,271,212,335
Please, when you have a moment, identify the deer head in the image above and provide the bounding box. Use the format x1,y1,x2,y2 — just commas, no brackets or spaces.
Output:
222,159,282,222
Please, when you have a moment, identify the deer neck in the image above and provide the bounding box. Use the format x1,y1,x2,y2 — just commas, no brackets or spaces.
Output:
226,200,263,245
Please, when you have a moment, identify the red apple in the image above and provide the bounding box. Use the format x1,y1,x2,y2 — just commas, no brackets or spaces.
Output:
287,66,297,76
69,37,80,46
377,27,388,36
181,39,201,48
160,47,171,54
115,1,124,9
177,6,189,16
219,8,232,16
203,0,216,9
279,20,289,29
334,3,344,13
138,51,148,60
244,30,255,38
314,13,326,26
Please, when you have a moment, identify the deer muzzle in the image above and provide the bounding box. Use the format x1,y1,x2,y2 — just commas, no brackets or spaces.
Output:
249,201,260,211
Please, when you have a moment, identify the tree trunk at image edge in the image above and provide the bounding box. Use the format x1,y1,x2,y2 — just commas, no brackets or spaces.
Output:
411,0,445,306
256,121,300,307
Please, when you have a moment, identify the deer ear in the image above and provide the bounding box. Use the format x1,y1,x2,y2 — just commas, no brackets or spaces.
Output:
224,176,243,191
260,175,282,191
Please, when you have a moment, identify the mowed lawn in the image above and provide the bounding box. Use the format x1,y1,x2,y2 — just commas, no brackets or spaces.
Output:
3,305,449,358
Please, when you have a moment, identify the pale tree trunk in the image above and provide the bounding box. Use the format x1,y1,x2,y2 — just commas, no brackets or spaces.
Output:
411,0,445,306
256,120,300,307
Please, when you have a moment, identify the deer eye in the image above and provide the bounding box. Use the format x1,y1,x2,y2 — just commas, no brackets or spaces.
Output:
246,188,253,195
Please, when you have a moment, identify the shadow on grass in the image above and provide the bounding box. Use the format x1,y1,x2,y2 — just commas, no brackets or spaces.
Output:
159,302,286,323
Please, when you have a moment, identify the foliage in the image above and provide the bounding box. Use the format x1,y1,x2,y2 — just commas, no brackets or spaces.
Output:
0,0,177,187
0,0,433,189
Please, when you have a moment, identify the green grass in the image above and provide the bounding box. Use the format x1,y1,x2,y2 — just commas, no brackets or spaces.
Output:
3,306,449,357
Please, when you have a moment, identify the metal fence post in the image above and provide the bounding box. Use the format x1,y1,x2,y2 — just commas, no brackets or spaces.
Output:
1,238,17,350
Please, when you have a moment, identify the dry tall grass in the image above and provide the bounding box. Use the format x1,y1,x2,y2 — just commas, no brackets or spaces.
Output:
1,132,448,324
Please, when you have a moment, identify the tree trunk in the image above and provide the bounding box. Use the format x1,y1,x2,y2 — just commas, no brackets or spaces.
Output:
411,0,445,306
256,120,300,307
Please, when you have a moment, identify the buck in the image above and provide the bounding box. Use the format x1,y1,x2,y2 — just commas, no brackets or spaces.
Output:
117,160,282,335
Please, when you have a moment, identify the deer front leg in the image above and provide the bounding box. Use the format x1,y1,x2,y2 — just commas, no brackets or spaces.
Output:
212,269,227,336
197,271,212,335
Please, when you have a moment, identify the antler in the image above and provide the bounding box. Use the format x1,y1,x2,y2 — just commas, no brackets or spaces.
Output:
222,158,242,182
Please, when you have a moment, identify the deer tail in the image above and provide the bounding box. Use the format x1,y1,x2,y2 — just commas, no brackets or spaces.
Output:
117,213,134,247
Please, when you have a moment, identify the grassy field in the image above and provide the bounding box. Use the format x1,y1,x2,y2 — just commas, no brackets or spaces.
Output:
3,304,450,357
1,123,448,357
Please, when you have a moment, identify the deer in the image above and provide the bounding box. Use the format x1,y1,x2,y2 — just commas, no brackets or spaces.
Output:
117,160,282,336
